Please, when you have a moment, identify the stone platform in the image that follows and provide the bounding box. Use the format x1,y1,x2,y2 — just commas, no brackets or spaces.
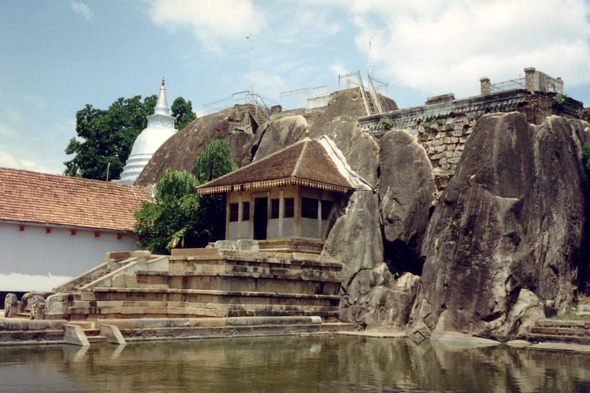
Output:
4,246,344,326
0,316,357,346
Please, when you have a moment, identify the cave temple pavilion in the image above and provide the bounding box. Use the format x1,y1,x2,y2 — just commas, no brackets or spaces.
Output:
196,134,372,244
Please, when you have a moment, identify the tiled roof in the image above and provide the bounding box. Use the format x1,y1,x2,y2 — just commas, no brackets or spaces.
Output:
196,138,354,194
0,167,151,232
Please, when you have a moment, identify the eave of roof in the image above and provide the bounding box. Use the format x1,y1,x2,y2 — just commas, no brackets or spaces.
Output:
195,138,354,195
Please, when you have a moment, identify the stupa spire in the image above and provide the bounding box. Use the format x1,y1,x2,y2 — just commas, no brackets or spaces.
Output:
154,77,170,115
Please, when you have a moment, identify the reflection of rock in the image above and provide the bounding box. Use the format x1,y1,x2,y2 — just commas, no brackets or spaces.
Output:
4,293,17,318
340,263,420,328
379,130,436,275
412,113,590,339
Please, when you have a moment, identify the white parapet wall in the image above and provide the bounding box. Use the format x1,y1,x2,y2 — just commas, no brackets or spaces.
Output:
0,222,138,293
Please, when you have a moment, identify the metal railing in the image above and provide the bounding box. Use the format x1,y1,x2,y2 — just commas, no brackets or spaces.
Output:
357,72,372,116
203,91,275,115
490,78,525,93
338,72,362,90
279,87,309,110
312,86,327,97
368,75,388,96
367,75,384,114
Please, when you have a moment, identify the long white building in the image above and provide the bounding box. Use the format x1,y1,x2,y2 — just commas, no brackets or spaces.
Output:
0,167,150,296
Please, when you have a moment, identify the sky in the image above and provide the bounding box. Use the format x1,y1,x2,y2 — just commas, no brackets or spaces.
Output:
1,0,590,174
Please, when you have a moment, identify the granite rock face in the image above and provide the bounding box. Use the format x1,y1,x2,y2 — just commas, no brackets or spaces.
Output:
379,130,437,275
310,89,381,187
322,191,383,289
411,113,590,339
252,115,307,161
340,263,420,328
136,105,262,186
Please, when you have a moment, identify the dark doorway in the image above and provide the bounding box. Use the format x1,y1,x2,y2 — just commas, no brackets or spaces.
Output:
254,198,268,240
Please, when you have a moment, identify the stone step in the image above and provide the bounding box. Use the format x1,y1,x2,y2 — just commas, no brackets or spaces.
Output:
577,304,590,312
526,333,590,345
87,335,108,343
122,323,323,342
134,271,340,296
537,319,590,329
83,328,102,337
69,301,339,319
169,252,343,270
89,287,340,307
0,329,64,342
67,321,94,329
531,327,590,337
576,312,590,317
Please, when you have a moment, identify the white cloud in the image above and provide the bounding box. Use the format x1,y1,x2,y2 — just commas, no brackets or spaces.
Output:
71,2,94,20
0,151,51,173
329,0,590,96
148,0,264,52
297,10,341,36
0,124,17,138
330,63,350,77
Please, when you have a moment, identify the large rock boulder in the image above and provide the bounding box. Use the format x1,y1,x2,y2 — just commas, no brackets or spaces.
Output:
136,105,262,186
310,88,384,186
340,263,420,328
252,115,307,161
411,113,590,339
379,130,437,275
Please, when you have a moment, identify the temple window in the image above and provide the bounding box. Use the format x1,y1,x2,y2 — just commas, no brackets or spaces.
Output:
284,198,294,218
229,203,239,222
242,201,250,221
301,197,318,219
271,199,280,219
321,200,333,220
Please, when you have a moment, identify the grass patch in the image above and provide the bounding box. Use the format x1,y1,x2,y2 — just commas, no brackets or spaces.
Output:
549,311,590,321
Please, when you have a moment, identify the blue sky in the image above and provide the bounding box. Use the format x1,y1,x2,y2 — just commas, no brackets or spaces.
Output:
1,0,590,174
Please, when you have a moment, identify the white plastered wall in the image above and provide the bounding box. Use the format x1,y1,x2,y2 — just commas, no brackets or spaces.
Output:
0,222,138,292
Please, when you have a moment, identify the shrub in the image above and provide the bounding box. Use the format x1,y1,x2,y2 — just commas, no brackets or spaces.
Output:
583,144,590,170
379,116,393,131
554,94,568,105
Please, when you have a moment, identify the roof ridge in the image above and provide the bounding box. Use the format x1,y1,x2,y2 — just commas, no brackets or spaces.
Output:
291,138,310,178
196,139,307,189
0,167,143,189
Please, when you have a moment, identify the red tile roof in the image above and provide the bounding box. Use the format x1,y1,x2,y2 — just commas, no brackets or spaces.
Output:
196,139,354,194
0,167,151,232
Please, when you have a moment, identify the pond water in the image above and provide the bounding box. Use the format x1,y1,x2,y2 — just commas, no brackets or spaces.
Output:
0,335,589,393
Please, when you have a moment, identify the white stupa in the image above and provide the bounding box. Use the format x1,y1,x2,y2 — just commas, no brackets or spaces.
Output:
118,78,177,185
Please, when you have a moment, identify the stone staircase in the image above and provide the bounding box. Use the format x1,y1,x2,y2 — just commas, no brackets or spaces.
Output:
244,103,269,128
66,248,343,322
527,319,590,344
366,91,379,115
68,321,109,344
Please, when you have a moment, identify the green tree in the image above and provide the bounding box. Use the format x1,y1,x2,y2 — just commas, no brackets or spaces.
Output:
134,139,237,254
583,144,590,170
171,97,197,130
64,95,157,180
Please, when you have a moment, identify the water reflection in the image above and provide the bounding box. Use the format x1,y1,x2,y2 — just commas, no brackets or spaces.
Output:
0,336,589,393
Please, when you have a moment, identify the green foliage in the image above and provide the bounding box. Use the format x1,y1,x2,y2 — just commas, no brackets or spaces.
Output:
171,97,197,130
424,119,445,130
583,144,590,170
379,116,393,131
554,94,568,105
64,95,157,180
134,139,237,254
194,139,238,184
